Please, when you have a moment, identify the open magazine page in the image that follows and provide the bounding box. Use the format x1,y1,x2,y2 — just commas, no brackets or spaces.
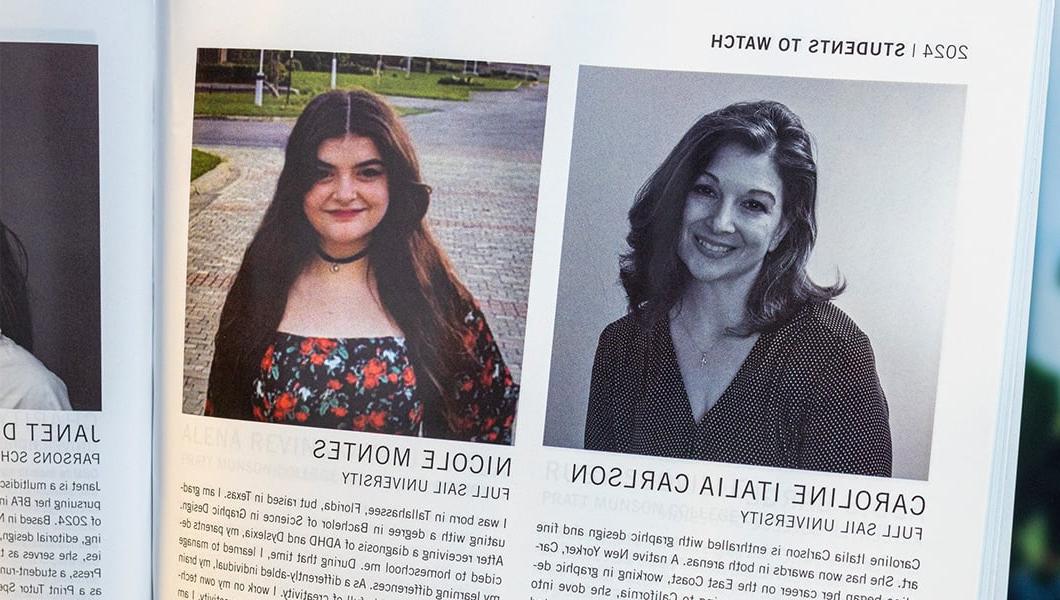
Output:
0,1,155,598
157,1,1046,598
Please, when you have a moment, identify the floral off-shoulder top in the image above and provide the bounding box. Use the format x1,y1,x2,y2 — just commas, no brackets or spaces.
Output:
246,307,516,444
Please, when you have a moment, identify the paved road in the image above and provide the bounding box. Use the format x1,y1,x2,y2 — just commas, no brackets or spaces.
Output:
192,86,546,162
183,85,546,414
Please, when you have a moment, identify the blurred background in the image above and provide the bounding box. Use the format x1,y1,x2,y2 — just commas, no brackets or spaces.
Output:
1009,10,1060,599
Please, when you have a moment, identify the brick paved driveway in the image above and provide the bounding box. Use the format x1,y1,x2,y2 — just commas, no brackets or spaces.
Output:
183,85,547,414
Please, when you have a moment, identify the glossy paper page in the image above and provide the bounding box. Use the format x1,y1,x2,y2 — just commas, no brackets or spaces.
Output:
157,2,1048,599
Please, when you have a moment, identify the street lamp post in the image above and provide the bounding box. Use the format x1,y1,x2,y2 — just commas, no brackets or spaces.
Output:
254,49,264,107
285,50,294,105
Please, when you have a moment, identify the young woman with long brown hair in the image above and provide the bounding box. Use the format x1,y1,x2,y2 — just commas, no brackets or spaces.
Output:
206,89,516,443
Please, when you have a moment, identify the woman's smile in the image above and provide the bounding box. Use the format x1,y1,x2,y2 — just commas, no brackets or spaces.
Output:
326,207,369,220
692,232,738,257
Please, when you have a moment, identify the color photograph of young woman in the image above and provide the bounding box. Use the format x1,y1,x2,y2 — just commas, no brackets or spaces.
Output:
183,50,547,444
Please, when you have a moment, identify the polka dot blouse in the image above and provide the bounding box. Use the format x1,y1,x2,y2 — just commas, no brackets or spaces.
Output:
584,302,892,476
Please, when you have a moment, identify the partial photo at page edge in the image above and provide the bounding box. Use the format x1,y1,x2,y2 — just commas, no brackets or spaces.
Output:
0,42,101,412
0,38,109,592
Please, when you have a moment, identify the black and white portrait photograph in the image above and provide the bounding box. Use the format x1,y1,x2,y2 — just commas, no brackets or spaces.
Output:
543,67,965,480
0,42,101,411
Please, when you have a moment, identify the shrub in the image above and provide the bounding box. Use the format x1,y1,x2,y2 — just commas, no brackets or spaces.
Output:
196,64,259,84
437,75,483,87
338,64,375,75
430,60,463,73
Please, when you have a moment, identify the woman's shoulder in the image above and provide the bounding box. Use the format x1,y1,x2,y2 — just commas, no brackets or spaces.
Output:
776,302,880,379
0,335,71,410
769,302,878,370
598,312,652,346
594,312,659,369
787,301,870,346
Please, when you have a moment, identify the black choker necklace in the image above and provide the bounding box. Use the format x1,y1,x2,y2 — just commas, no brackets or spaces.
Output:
316,247,369,272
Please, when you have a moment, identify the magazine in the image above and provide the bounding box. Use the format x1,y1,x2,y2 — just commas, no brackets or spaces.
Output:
0,0,1053,598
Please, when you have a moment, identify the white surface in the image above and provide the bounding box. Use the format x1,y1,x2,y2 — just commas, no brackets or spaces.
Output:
157,2,1046,599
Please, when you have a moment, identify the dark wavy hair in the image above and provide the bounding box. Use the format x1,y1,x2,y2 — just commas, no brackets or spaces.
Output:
620,100,843,333
207,89,476,435
0,219,32,351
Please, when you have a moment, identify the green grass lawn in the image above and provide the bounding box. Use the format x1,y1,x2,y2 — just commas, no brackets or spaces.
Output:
190,148,222,181
294,70,522,100
194,70,523,117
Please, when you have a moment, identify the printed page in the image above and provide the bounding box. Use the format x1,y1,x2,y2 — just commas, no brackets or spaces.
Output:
0,1,155,598
157,1,1047,599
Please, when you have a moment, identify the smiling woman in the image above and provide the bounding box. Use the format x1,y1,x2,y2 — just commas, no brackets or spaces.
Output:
205,89,517,443
584,100,891,476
